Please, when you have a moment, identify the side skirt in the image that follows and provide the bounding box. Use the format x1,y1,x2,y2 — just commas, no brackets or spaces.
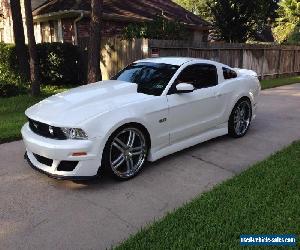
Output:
148,124,228,162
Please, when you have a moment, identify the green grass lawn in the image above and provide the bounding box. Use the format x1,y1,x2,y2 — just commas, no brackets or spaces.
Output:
0,86,70,144
116,141,300,249
261,75,300,90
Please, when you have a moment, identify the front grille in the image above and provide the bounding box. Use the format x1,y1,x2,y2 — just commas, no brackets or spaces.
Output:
33,153,53,166
28,118,67,140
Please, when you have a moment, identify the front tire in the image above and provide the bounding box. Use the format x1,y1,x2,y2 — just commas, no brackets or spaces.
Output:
228,98,252,138
102,126,148,180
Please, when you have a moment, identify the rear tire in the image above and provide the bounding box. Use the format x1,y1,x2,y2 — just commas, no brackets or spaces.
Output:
228,98,252,138
102,125,148,181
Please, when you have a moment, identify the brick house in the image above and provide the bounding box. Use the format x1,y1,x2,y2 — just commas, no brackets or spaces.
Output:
0,0,210,45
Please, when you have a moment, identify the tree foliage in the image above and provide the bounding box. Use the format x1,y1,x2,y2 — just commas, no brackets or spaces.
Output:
277,0,300,23
209,0,279,42
173,0,278,42
273,0,300,43
122,15,188,40
173,0,212,21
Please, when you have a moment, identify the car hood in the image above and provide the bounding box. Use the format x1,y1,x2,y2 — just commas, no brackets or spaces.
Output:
25,80,151,126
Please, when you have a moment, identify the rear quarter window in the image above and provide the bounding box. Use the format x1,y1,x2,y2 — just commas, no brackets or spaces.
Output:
223,67,237,80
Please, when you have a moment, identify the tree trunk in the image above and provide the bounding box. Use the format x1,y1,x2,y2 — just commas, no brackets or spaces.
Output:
87,0,103,83
24,0,40,96
10,0,29,80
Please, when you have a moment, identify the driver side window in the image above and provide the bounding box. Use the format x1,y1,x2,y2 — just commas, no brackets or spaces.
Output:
169,64,218,94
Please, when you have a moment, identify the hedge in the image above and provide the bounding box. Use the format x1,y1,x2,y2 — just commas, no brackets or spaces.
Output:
0,81,27,98
0,42,85,87
37,42,84,85
0,43,23,85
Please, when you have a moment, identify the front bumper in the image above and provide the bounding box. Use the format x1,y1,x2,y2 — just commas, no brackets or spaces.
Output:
21,123,104,179
24,152,96,180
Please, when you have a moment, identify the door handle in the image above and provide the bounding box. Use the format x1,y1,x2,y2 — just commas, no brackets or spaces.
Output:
215,93,223,98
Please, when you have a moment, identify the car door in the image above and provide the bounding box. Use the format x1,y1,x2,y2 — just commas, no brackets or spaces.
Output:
167,63,222,144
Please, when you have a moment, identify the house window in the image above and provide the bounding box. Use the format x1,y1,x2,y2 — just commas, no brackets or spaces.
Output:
41,21,58,43
50,21,58,42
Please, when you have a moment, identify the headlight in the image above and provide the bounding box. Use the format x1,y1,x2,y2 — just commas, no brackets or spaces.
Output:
61,128,88,140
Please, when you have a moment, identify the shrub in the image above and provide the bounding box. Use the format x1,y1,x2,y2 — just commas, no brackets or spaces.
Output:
0,43,24,85
0,42,84,86
37,43,84,85
0,81,27,98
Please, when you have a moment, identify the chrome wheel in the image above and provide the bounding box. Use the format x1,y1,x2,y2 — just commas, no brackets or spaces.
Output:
109,128,147,179
233,101,251,136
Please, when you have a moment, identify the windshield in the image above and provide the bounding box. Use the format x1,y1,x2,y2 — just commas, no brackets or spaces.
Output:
112,62,179,96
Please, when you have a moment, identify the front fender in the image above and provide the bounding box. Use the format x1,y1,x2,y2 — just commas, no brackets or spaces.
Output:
228,91,256,119
82,108,151,140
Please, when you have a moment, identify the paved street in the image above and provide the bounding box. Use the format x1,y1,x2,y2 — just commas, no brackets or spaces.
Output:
1,84,300,249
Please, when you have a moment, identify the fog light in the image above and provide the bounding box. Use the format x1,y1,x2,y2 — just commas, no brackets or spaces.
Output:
72,152,87,156
57,161,79,172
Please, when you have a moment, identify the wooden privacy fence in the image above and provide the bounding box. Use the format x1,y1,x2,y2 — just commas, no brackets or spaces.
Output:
149,40,300,78
78,37,149,80
78,38,300,80
149,40,300,79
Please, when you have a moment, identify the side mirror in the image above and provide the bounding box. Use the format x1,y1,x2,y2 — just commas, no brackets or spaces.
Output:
176,83,195,94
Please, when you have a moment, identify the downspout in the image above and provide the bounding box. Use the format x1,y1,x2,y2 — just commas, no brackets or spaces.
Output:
74,11,84,45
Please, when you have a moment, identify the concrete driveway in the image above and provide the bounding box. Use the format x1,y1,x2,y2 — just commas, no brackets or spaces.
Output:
1,84,300,249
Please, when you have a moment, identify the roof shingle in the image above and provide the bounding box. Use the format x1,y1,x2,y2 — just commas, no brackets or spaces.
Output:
33,0,210,28
32,0,48,10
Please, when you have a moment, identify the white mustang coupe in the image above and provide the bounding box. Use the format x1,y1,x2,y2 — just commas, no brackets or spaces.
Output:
22,57,260,180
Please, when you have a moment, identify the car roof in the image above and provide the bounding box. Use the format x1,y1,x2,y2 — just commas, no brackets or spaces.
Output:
135,57,222,66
